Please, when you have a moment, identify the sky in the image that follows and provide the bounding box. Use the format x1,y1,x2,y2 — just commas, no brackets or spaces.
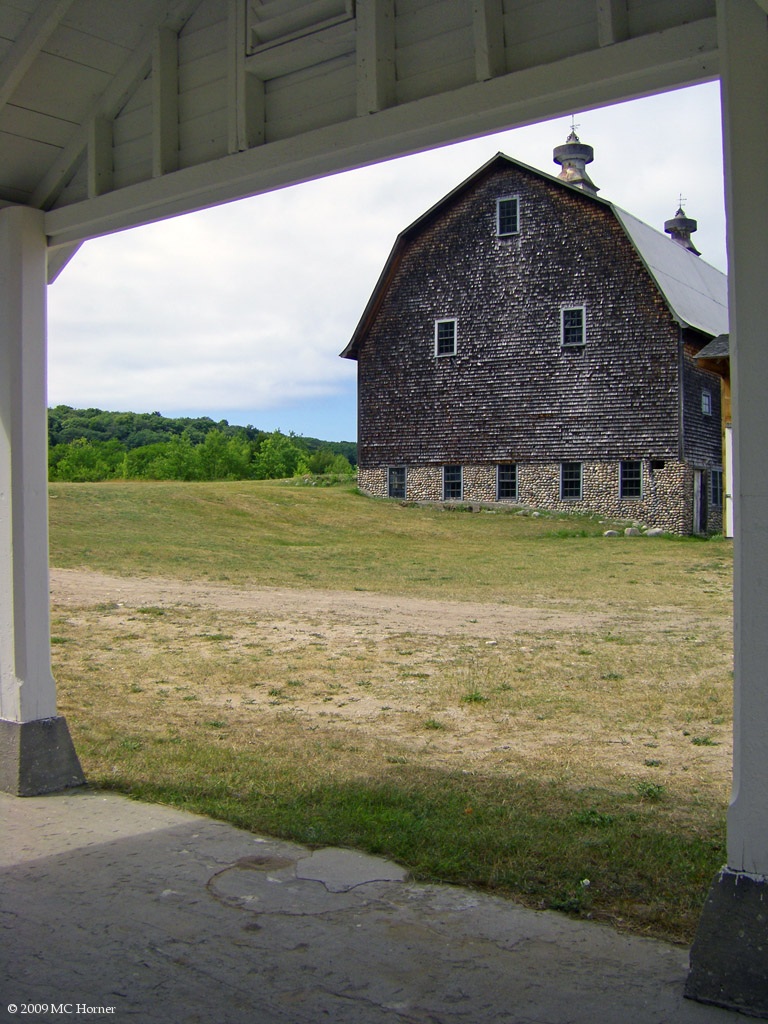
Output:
46,80,726,443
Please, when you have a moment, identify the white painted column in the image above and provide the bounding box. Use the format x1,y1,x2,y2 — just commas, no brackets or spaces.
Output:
686,1,768,1012
720,0,768,877
0,206,56,724
0,206,83,795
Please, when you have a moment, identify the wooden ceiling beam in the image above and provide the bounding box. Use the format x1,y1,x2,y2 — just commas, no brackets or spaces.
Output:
44,14,718,249
30,0,198,211
356,0,395,114
473,0,506,82
152,25,180,177
596,0,629,47
0,0,76,115
228,0,265,152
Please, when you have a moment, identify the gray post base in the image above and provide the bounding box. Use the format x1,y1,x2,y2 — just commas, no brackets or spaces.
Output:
685,868,768,1018
0,716,85,796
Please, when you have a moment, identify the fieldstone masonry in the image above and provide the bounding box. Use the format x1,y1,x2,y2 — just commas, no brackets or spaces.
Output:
360,459,723,535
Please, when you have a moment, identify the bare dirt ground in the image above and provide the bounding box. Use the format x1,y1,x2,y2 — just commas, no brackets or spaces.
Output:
50,566,611,640
50,567,732,798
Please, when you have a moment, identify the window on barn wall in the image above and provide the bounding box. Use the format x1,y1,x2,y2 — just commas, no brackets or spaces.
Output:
497,197,519,236
435,319,457,356
620,461,643,499
702,390,713,415
561,462,582,500
497,464,518,499
561,306,586,347
443,465,462,500
711,467,724,507
388,466,406,499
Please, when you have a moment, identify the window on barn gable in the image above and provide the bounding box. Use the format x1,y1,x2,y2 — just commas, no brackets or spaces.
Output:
388,466,406,499
497,464,517,500
561,306,586,347
435,318,457,356
620,461,643,499
497,196,519,236
702,390,713,415
443,465,462,500
561,462,582,500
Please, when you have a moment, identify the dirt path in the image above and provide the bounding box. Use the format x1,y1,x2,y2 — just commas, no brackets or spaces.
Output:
48,567,733,802
50,567,611,641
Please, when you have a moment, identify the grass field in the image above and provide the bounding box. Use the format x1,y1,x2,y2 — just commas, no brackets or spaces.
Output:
48,479,733,943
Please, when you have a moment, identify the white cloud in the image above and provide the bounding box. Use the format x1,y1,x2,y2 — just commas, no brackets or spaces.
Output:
47,82,725,438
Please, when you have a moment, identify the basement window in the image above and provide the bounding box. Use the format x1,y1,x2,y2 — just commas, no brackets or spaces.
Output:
561,462,582,500
497,464,518,500
561,306,586,347
435,318,457,357
711,468,723,507
497,196,519,236
443,465,462,500
620,461,643,499
388,466,406,499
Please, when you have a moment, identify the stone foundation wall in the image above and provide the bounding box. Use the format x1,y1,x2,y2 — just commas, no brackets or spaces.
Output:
359,459,724,535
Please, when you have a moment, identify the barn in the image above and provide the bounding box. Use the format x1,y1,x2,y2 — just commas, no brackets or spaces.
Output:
343,139,728,534
1,0,766,1012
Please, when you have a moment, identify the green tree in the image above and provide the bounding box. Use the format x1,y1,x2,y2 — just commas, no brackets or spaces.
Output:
195,430,252,480
153,435,199,480
122,442,175,479
327,453,355,475
49,438,124,481
252,431,308,479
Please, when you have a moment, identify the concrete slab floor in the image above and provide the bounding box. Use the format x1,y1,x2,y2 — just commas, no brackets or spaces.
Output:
0,789,745,1024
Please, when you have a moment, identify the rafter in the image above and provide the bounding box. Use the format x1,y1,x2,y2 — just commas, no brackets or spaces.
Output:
0,0,76,115
153,26,180,177
44,15,718,249
473,0,506,81
596,0,629,46
87,116,112,198
228,0,265,151
30,0,198,210
356,0,396,115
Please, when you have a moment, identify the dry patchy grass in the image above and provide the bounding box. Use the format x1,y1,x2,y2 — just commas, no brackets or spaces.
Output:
48,482,733,946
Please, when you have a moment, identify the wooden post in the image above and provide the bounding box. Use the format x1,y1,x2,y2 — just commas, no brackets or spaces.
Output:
0,205,83,795
686,0,768,1013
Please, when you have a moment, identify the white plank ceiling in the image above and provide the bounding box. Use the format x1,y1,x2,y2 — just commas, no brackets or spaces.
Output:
0,0,719,252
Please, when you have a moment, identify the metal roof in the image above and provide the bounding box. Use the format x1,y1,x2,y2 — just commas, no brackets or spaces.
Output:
612,207,729,337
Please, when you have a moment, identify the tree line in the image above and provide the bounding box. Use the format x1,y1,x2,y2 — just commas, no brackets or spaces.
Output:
48,406,357,483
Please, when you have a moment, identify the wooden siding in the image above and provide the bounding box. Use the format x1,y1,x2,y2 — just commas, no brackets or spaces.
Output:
178,0,228,168
356,162,689,469
504,0,597,72
628,0,712,36
113,75,153,190
682,336,724,465
395,0,474,103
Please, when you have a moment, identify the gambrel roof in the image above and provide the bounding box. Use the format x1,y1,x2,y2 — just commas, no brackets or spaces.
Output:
341,152,728,358
613,207,728,337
